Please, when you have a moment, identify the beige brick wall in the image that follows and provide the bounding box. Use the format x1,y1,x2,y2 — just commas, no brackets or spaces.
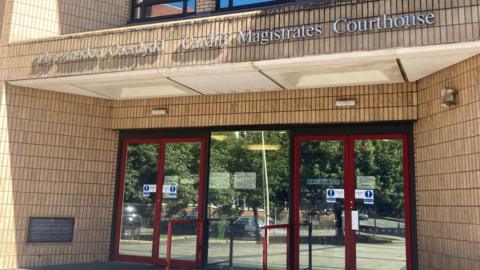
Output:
5,0,130,43
0,84,118,269
414,55,480,269
197,0,216,13
112,83,417,129
0,1,11,71
0,1,8,45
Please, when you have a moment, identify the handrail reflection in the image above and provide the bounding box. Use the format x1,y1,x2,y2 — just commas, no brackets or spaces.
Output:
263,224,290,270
166,218,198,270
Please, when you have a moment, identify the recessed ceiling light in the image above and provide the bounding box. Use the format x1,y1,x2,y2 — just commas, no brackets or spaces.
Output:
335,99,357,108
151,108,168,116
245,144,281,151
211,135,227,141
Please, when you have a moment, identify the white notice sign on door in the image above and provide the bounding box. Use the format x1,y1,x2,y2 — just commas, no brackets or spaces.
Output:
326,189,344,203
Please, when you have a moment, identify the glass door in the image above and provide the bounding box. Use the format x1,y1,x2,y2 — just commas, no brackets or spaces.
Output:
156,139,205,268
293,135,411,270
293,136,355,270
352,135,410,270
206,131,290,270
115,138,206,268
116,142,160,259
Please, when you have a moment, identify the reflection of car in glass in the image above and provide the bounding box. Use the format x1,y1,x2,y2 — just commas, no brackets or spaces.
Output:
320,208,334,215
359,212,369,220
340,211,369,223
122,205,142,239
225,217,265,239
182,212,198,220
160,212,198,235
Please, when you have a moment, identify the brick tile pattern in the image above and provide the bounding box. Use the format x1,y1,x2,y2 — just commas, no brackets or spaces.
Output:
112,83,417,129
197,0,216,13
0,84,118,269
5,0,130,42
414,55,480,269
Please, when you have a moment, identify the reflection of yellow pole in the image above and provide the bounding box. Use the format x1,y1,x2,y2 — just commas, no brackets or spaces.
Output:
261,131,270,229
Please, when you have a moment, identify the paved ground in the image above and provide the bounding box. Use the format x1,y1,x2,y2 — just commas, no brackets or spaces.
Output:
118,238,406,270
18,262,166,270
18,229,406,270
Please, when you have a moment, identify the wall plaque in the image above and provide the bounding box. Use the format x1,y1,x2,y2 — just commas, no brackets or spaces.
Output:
27,217,75,243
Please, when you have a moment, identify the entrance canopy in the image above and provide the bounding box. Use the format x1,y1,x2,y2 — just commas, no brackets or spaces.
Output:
9,42,480,99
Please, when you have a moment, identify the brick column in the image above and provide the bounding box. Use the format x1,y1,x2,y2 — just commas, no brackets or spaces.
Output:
196,0,216,13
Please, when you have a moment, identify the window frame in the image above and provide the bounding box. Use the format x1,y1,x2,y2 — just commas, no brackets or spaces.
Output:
216,0,291,12
130,0,197,22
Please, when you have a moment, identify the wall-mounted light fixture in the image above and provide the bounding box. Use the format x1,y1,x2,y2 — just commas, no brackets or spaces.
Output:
151,108,168,116
441,88,458,108
335,99,357,108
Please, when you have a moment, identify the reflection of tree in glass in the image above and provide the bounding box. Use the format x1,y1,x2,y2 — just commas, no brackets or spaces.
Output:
124,144,159,228
299,141,343,220
124,143,202,220
208,131,289,222
355,140,403,218
125,143,159,204
163,143,201,218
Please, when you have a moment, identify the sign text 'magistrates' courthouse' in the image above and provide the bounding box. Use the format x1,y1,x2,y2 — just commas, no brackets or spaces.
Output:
182,13,436,49
35,12,436,66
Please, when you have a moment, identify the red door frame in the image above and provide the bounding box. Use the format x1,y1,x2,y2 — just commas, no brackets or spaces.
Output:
292,135,354,270
292,134,412,270
113,138,207,268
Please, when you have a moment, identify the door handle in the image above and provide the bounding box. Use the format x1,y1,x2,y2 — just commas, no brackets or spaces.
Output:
154,199,161,214
351,210,359,230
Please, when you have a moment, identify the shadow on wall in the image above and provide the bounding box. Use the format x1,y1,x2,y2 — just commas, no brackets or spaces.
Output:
8,0,130,42
56,0,130,35
0,0,8,45
28,0,133,76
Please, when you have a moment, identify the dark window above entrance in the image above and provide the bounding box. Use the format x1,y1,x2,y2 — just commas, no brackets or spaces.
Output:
217,0,289,10
130,0,347,22
131,0,196,21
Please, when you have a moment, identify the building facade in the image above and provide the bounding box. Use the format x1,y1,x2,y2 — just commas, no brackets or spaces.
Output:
0,0,479,269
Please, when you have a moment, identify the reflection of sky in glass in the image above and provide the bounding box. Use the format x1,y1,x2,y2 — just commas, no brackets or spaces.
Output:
234,0,274,5
221,0,275,8
165,1,195,11
150,1,195,14
220,0,228,8
187,0,195,10
169,1,183,8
